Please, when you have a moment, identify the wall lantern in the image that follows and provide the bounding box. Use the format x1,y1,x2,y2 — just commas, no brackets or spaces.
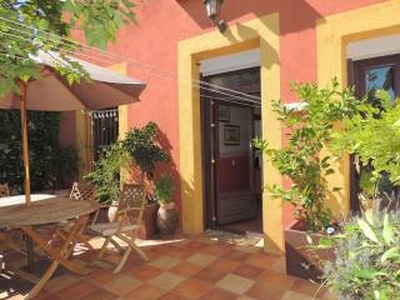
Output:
204,0,227,33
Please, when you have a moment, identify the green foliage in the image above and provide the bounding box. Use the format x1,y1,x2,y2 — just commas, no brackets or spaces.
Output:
254,79,358,231
122,121,169,179
316,208,400,300
332,90,400,198
86,122,169,204
0,0,138,95
0,110,78,192
85,142,129,204
155,174,174,205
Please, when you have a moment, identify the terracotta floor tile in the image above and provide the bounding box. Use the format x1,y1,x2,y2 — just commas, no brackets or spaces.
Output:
186,253,218,266
245,283,287,300
44,275,80,293
148,255,182,270
201,244,232,256
258,269,295,290
233,265,265,280
216,274,255,295
80,289,117,300
225,249,252,261
103,275,142,296
85,268,120,285
234,245,262,254
245,253,282,269
198,288,238,300
158,291,188,300
184,240,210,250
290,279,320,296
194,266,228,283
127,264,163,281
211,257,241,273
57,281,97,300
236,296,258,300
171,278,214,299
166,247,197,260
147,271,186,291
282,291,315,300
170,261,203,277
124,284,166,300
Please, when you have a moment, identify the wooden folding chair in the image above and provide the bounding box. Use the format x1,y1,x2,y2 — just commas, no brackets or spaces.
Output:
55,182,97,251
88,184,148,273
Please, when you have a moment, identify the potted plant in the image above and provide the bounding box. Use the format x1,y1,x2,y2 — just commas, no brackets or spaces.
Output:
155,174,179,235
254,79,357,280
86,121,169,237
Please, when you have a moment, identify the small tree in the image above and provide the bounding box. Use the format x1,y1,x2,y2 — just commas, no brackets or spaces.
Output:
86,122,169,204
0,0,138,95
254,79,357,231
332,90,400,205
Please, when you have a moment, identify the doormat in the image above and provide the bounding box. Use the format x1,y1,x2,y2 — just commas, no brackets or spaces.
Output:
203,229,263,247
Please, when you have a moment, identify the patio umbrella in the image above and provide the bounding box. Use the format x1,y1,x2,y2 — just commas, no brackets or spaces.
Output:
0,51,146,207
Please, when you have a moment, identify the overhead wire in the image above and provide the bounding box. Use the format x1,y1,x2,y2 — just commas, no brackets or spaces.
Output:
0,17,262,106
1,29,261,107
0,16,261,103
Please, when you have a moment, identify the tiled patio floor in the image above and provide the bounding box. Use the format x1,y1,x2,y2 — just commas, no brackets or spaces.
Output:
2,235,333,300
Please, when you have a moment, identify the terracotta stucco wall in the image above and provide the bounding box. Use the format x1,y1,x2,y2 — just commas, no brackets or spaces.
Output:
106,0,384,210
65,0,390,250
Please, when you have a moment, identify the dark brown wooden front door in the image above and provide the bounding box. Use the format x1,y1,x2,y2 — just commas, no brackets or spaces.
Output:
201,68,260,228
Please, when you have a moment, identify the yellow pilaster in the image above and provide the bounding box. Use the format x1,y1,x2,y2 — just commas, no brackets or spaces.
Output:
178,13,283,254
317,0,400,217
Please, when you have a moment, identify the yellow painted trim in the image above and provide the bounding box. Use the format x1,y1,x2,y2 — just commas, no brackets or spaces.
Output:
76,62,129,178
107,63,129,140
178,13,283,254
317,0,400,217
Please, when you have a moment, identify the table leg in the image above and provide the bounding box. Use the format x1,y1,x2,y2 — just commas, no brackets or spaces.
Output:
22,215,91,299
26,236,35,273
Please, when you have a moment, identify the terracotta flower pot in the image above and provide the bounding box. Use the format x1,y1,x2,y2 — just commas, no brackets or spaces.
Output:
156,202,179,235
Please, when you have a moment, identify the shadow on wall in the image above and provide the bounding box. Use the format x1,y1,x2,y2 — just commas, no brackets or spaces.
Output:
155,127,194,233
177,0,325,36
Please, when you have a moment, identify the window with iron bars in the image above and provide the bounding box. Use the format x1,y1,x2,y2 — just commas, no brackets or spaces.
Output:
92,107,119,161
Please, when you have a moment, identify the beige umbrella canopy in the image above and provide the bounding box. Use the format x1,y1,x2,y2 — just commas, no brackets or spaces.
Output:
0,51,146,206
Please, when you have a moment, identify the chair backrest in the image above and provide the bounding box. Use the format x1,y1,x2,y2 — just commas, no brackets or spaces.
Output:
69,182,96,202
0,183,10,198
117,184,146,227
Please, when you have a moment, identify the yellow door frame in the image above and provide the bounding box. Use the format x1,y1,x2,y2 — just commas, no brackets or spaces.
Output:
178,13,284,254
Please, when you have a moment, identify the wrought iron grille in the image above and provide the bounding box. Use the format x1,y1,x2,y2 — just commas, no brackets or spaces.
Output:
92,107,119,161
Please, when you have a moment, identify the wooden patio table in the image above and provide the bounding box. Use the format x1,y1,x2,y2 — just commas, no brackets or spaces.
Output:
0,195,100,299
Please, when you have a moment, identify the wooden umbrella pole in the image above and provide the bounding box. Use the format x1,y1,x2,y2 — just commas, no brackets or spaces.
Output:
19,81,31,207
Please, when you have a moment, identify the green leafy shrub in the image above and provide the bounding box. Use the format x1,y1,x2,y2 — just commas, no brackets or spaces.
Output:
332,90,400,203
318,207,400,299
155,174,174,205
86,122,169,204
254,79,357,231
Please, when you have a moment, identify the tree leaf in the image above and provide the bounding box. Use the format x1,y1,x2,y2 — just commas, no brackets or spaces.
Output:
381,247,400,263
357,218,379,243
383,214,394,245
